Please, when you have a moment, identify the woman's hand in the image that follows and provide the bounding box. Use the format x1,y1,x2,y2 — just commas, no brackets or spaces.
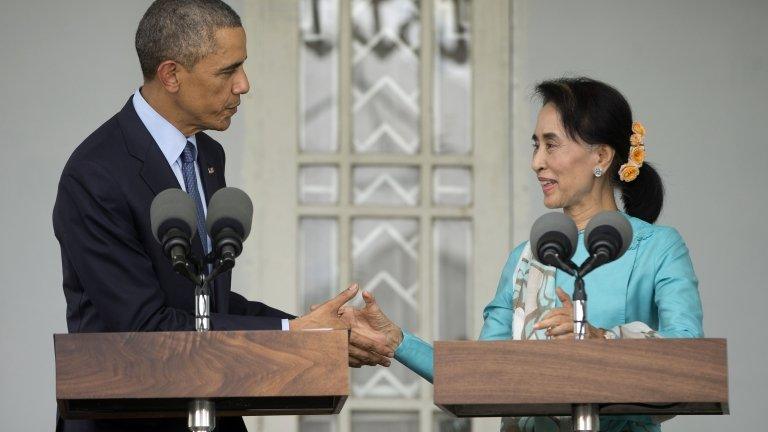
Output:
533,287,606,339
339,291,403,367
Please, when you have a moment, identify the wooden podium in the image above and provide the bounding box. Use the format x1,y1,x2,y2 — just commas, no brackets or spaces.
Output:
54,330,349,419
434,338,728,418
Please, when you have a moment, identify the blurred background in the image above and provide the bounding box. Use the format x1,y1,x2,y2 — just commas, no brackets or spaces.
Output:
0,0,766,431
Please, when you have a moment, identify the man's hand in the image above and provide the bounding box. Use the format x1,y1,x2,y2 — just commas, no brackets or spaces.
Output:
299,284,394,368
289,284,359,331
340,291,403,367
533,287,606,339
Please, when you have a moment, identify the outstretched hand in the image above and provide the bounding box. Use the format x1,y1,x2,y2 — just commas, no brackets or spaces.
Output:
339,291,403,367
289,283,360,331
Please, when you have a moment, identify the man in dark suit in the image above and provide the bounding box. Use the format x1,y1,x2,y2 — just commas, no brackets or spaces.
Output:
53,1,391,431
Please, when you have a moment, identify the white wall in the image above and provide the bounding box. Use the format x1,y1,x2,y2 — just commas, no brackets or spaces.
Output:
0,1,244,431
512,0,768,430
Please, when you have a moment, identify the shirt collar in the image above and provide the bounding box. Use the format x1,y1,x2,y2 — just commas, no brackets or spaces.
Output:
132,88,197,166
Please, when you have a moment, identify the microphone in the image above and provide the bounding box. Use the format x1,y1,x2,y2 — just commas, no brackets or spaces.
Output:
205,187,253,264
580,211,633,276
529,212,579,273
150,189,198,270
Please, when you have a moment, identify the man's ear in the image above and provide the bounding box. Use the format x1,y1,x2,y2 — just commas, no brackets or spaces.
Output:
155,60,181,93
596,143,616,171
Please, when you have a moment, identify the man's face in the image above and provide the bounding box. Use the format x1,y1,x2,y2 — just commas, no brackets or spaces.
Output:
176,27,250,132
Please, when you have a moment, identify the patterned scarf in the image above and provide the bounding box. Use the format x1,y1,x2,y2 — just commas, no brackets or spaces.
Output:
511,244,558,341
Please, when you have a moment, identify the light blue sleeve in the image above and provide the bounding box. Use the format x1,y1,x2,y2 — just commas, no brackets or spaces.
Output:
393,246,524,383
394,330,435,383
479,245,524,341
653,227,704,338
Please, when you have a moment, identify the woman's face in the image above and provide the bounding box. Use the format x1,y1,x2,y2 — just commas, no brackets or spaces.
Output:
531,103,601,210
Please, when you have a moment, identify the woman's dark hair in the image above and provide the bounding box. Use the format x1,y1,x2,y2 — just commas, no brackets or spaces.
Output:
534,77,664,223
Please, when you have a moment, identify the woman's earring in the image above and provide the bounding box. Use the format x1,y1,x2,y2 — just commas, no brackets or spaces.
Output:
593,167,603,177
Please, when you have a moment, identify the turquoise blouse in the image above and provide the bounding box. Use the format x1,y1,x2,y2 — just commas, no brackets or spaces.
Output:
394,214,704,431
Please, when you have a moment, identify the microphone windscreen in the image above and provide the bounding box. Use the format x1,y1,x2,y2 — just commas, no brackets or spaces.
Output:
530,212,578,262
584,211,633,259
150,188,197,242
205,187,253,241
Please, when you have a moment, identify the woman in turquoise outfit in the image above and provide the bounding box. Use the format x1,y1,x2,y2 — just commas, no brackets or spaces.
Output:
344,77,704,432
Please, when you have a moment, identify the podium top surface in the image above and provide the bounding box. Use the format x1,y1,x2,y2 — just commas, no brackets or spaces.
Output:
434,338,728,417
54,330,349,418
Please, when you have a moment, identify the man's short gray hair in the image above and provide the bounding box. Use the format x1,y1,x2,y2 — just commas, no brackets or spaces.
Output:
135,0,242,79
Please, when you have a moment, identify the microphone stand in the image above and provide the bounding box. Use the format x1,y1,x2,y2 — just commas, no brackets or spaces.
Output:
547,253,605,432
570,274,598,432
173,254,235,432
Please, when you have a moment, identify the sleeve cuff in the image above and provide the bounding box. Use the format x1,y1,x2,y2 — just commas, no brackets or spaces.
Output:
394,330,417,357
394,330,434,383
281,319,290,331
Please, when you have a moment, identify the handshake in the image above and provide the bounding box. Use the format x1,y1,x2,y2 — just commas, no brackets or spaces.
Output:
289,284,402,368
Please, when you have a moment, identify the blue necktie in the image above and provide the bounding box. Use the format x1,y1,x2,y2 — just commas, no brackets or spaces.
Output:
180,142,212,273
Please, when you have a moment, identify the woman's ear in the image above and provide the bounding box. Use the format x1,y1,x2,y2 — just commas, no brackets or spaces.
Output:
596,144,616,171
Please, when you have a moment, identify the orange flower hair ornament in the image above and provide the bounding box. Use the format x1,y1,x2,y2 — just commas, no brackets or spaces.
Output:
619,121,647,182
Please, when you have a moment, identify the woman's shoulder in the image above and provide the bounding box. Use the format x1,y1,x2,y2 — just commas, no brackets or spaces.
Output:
496,241,530,274
626,214,687,253
510,240,533,263
510,240,529,257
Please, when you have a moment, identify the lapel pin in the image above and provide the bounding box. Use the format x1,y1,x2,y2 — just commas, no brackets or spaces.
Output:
208,166,216,175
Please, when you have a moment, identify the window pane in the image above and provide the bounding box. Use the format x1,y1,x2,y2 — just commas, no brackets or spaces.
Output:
353,165,420,206
434,411,471,432
433,0,471,155
433,219,472,341
300,415,337,432
432,166,472,206
300,165,339,205
299,218,339,314
352,0,421,154
352,218,420,398
352,411,419,432
300,0,339,153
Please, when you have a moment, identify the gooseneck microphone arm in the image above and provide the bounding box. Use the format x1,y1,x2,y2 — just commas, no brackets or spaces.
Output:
172,256,200,285
576,249,611,280
543,251,578,277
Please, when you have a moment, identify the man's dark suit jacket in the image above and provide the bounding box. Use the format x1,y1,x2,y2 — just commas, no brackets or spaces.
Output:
53,97,294,432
